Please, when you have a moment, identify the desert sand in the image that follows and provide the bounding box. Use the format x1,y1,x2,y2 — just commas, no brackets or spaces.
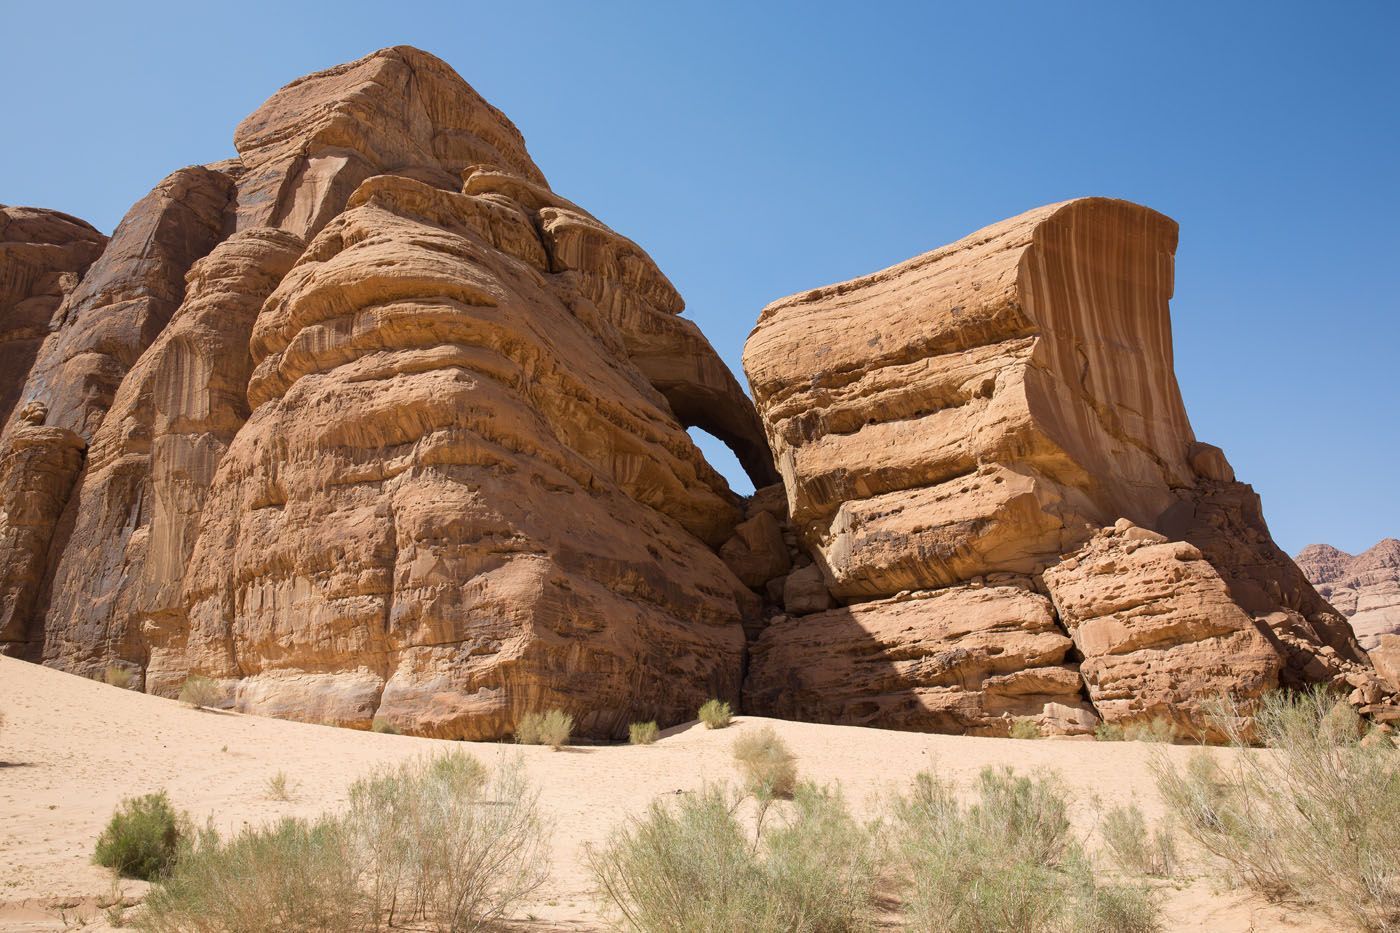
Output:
0,656,1329,931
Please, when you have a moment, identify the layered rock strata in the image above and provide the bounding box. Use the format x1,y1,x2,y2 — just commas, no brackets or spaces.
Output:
7,47,770,739
741,198,1380,736
1298,540,1400,650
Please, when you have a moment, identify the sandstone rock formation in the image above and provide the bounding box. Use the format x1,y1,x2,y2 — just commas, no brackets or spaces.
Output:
0,207,107,427
742,198,1381,736
5,47,771,739
1299,539,1400,650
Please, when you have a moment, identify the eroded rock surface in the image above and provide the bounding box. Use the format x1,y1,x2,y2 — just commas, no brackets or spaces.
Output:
20,47,765,740
1299,539,1400,650
742,198,1377,735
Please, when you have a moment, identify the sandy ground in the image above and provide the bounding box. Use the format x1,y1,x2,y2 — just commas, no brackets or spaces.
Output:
0,656,1333,931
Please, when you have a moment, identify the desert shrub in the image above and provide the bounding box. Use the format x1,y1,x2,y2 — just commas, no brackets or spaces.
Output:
346,751,549,929
1009,717,1042,740
732,726,797,799
890,767,1160,932
588,781,878,931
1125,719,1176,744
178,675,221,710
104,665,135,689
137,818,357,933
698,698,732,729
94,792,188,881
370,717,399,735
1156,688,1400,930
138,752,549,932
1100,804,1177,878
264,772,293,802
515,709,573,749
1095,722,1125,742
629,721,659,746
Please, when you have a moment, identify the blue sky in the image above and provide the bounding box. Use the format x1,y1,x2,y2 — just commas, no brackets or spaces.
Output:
3,1,1395,555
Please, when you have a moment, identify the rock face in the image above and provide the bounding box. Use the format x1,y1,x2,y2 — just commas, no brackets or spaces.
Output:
1299,540,1400,650
0,207,106,426
7,47,772,739
742,198,1379,736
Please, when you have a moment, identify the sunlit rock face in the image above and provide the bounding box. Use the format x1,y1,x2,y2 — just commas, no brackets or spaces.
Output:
20,47,769,739
741,199,1381,738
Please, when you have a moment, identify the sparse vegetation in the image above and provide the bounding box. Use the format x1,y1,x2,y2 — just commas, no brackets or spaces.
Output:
516,709,573,749
370,717,399,735
1100,803,1178,878
104,665,135,689
1156,688,1400,931
732,726,797,799
588,782,878,931
1095,718,1176,744
138,752,549,931
177,675,221,710
264,771,293,802
629,721,659,746
93,792,188,881
1009,717,1042,739
698,698,732,730
889,767,1160,932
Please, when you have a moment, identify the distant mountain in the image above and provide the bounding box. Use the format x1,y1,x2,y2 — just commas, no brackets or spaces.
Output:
1298,539,1400,649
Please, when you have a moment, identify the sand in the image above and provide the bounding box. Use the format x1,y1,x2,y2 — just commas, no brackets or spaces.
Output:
0,656,1332,931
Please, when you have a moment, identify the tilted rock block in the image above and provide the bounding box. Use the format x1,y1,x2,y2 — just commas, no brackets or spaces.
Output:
742,197,1378,734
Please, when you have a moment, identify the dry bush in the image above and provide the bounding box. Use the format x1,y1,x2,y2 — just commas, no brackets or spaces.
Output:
1156,688,1400,931
264,772,293,802
178,675,221,710
346,751,550,929
1125,719,1176,744
137,752,549,932
588,781,878,932
94,792,188,881
889,767,1159,933
629,721,659,746
698,698,732,729
732,726,797,799
516,709,573,749
370,718,399,735
104,665,135,689
1095,722,1125,742
137,818,358,932
1009,717,1042,739
1100,803,1178,878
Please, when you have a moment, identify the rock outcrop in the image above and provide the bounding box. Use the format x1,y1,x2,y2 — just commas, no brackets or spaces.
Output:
7,47,771,739
741,198,1379,736
1299,540,1400,650
0,207,107,427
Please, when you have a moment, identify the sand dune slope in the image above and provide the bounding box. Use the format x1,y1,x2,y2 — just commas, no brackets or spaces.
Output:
0,657,1330,930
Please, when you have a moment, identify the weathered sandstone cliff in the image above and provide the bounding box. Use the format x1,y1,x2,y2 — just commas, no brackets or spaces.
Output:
741,199,1382,737
1299,540,1400,650
3,47,770,738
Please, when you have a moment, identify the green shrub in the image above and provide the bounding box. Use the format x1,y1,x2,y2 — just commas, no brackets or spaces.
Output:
588,782,878,931
370,717,399,735
1156,688,1400,930
138,752,549,931
1100,804,1177,878
137,818,358,932
94,792,188,880
104,665,135,689
178,675,221,710
629,721,659,745
889,767,1160,932
698,698,732,729
732,726,797,799
516,709,573,749
1009,717,1042,739
1095,722,1125,742
264,772,293,802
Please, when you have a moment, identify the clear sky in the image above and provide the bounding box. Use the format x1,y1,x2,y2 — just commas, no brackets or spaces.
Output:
3,1,1395,555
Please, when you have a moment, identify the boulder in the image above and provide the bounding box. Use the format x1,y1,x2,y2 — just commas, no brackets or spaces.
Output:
782,563,832,615
719,510,791,588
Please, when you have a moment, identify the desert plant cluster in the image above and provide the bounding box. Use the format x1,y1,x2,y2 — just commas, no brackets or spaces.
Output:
86,690,1400,932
